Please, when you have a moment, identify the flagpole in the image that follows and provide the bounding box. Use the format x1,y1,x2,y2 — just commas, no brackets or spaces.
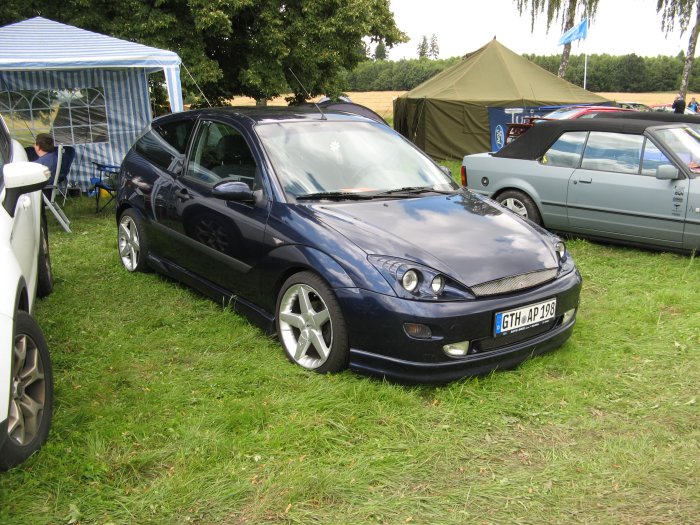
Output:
583,45,588,90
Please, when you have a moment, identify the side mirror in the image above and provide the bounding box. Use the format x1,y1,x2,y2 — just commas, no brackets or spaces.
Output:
2,162,50,217
212,180,255,203
656,164,681,180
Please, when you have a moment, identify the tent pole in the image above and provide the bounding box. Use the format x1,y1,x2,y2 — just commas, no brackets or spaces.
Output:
583,52,588,90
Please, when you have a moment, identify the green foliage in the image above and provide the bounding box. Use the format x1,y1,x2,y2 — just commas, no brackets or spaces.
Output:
374,40,388,61
417,35,429,58
347,57,460,91
0,0,406,104
429,33,439,59
1,196,698,524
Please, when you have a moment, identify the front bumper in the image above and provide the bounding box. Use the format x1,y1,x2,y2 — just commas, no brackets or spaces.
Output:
337,268,582,383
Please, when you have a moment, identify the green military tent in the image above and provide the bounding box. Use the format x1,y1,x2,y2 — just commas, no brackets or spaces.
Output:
393,38,610,159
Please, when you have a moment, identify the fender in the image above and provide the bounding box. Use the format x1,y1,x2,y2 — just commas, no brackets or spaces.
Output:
263,243,395,299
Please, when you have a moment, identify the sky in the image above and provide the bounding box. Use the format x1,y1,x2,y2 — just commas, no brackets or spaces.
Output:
387,0,694,60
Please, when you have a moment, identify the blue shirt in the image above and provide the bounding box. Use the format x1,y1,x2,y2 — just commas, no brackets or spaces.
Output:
33,151,59,184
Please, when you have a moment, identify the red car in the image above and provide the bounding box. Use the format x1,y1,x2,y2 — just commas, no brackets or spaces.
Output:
506,105,632,144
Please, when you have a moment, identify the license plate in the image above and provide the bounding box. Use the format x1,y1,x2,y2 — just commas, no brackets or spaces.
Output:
494,299,557,336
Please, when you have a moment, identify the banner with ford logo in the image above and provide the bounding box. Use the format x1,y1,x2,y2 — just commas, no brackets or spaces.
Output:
488,106,566,151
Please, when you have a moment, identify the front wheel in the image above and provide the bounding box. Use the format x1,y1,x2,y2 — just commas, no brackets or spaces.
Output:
276,272,349,373
0,311,53,470
497,190,543,225
118,209,150,272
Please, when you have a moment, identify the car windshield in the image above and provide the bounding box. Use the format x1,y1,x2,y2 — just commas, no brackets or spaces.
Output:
655,126,700,173
256,120,458,199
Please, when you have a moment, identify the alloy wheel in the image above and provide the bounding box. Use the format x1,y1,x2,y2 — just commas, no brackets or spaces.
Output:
8,332,47,446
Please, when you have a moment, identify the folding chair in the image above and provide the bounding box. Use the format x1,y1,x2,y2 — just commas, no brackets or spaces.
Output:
90,162,119,213
42,145,75,232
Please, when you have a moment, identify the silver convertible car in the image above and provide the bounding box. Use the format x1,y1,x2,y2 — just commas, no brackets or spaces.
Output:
462,118,700,252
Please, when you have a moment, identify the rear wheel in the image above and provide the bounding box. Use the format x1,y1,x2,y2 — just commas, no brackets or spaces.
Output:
0,311,53,470
36,217,53,298
118,209,150,272
276,272,349,373
497,190,542,225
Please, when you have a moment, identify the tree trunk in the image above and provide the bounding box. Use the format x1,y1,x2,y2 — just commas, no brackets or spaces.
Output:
558,0,578,78
680,0,700,99
256,99,268,107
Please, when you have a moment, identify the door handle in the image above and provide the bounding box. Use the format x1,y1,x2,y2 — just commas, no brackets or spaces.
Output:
578,177,592,184
174,188,191,200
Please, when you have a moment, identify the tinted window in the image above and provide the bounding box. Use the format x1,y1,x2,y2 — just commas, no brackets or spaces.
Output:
581,132,643,174
134,124,182,173
542,131,586,168
159,120,194,154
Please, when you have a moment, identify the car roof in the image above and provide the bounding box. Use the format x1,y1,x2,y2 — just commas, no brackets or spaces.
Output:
153,105,376,127
495,117,688,160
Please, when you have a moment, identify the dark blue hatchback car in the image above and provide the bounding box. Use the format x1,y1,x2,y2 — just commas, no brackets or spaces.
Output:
116,106,582,383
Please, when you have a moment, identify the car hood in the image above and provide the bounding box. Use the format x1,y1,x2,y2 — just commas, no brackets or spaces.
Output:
304,191,559,287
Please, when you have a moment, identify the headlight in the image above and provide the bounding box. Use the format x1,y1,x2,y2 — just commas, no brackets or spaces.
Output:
430,275,445,294
554,240,567,263
368,255,473,301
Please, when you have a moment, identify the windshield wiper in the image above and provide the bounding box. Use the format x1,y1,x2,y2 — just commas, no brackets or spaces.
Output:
372,186,456,197
295,191,376,201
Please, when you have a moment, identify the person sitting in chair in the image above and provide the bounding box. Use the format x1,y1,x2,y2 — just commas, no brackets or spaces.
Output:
32,133,59,184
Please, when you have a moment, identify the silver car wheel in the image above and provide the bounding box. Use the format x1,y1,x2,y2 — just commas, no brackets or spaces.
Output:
118,215,140,271
278,283,333,370
9,331,47,446
501,197,528,218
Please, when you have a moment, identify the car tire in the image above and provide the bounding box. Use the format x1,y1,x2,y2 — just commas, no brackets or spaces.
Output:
497,190,543,225
118,209,150,272
36,217,53,298
276,271,349,373
0,311,53,471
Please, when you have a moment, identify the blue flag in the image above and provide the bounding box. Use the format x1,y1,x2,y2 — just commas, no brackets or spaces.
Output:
558,18,588,45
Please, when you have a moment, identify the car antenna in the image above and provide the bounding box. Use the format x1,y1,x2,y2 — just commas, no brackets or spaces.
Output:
288,69,326,120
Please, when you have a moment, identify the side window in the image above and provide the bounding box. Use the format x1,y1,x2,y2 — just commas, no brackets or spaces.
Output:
541,131,587,168
581,132,644,174
185,121,257,189
641,139,673,176
133,119,194,174
159,120,194,155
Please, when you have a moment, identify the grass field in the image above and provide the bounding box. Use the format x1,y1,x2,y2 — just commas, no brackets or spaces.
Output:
0,196,698,524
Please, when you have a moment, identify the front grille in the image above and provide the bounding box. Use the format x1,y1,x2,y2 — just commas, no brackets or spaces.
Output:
471,269,558,297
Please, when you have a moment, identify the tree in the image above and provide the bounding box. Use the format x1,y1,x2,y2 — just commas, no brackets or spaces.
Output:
429,34,440,59
0,0,406,105
417,35,429,58
374,41,388,61
657,0,700,98
514,0,600,79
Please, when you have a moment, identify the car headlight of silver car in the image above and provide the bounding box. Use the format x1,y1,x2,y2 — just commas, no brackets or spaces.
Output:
368,255,473,301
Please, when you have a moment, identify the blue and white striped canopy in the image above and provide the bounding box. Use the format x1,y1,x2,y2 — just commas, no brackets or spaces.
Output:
0,17,184,189
0,17,183,111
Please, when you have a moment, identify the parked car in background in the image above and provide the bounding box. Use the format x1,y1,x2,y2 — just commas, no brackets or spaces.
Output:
462,118,700,253
0,117,54,470
616,101,652,111
538,105,632,120
116,106,581,383
505,105,632,144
